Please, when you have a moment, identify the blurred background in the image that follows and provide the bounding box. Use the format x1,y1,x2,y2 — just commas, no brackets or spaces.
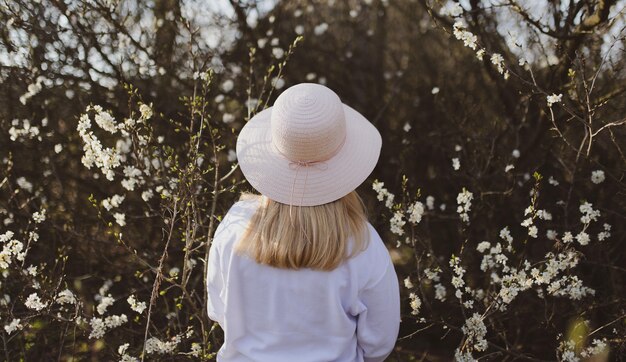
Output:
1,0,625,360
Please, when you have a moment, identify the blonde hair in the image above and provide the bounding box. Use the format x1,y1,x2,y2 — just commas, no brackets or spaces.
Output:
235,191,370,271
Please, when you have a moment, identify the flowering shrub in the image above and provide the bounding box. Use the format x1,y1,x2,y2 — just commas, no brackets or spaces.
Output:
1,0,625,360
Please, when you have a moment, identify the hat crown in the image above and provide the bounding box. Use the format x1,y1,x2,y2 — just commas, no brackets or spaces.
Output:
271,83,346,162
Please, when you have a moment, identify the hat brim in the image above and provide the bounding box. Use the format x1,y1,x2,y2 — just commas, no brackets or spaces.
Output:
236,104,382,206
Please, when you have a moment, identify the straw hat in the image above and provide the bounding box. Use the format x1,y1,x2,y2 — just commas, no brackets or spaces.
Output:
236,83,382,206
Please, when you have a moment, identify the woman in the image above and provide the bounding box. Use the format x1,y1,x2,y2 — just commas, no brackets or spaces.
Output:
207,83,400,362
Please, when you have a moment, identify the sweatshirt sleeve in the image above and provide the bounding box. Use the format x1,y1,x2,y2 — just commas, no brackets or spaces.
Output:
356,258,401,362
206,213,231,325
206,242,225,325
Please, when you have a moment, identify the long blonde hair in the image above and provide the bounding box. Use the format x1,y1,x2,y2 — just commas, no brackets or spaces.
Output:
235,191,370,271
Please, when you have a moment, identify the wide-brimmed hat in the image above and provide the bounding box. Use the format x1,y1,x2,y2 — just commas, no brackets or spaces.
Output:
236,83,382,206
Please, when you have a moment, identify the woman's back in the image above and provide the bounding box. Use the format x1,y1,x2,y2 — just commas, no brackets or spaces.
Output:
207,197,400,362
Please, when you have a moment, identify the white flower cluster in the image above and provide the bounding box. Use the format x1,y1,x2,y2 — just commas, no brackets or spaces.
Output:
114,212,126,227
89,314,128,339
580,338,608,358
453,21,477,50
451,20,510,79
55,289,77,305
16,177,33,193
145,335,181,354
407,201,425,224
408,292,421,315
449,256,466,299
127,295,147,314
390,211,405,236
372,180,394,208
78,106,123,181
118,343,138,362
547,93,562,107
579,201,600,224
461,313,488,352
3,318,22,334
490,53,507,79
558,337,606,362
139,103,153,120
546,275,595,300
597,223,611,241
454,348,477,362
102,194,125,211
190,343,202,357
531,251,595,300
0,231,25,269
25,292,47,311
559,339,578,362
32,209,46,223
97,295,115,315
456,188,473,224
440,3,463,17
19,76,45,105
121,165,145,191
520,202,551,239
9,119,41,142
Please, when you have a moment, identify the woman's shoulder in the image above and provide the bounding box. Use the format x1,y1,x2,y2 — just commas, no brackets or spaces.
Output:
212,195,262,247
349,222,394,284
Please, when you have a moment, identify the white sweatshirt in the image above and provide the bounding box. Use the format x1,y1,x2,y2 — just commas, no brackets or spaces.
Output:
207,197,401,362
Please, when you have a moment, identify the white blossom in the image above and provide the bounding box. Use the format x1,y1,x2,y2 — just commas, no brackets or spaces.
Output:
16,177,34,192
139,103,153,120
114,213,126,227
190,342,202,357
32,209,46,223
462,313,488,352
426,196,435,210
390,211,406,236
490,53,505,74
221,79,234,93
562,232,573,243
580,339,608,358
272,47,284,59
127,295,147,314
452,157,460,170
575,231,590,246
102,194,125,211
145,336,180,354
440,3,463,17
453,21,478,50
408,292,421,315
547,93,562,107
3,319,22,334
55,289,76,305
435,283,447,301
89,314,128,339
579,201,600,224
456,188,473,224
141,189,154,202
590,170,605,184
313,23,328,35
94,110,118,133
546,229,558,240
97,295,115,315
407,201,425,224
25,293,47,311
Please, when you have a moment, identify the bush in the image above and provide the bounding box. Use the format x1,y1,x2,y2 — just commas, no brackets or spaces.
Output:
1,0,624,360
